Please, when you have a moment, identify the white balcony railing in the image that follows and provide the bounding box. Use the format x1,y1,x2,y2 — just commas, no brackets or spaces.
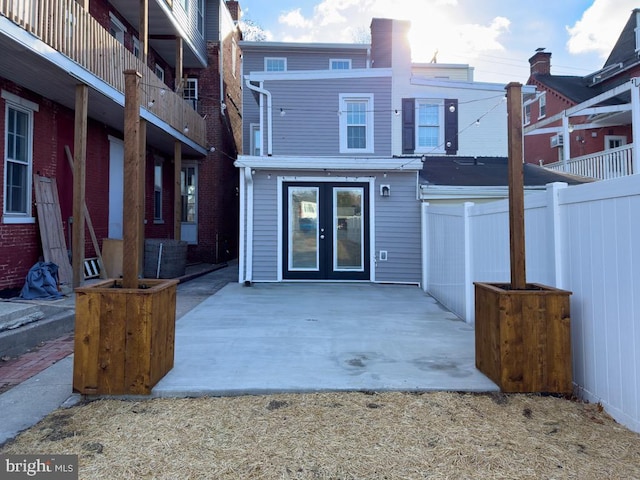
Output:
544,144,634,180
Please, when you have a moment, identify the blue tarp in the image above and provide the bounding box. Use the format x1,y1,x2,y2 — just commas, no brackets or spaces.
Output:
19,262,62,300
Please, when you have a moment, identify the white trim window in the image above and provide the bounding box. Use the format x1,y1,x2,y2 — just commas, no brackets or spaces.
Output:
197,0,205,36
538,92,546,119
339,94,374,153
132,37,141,58
183,78,198,110
3,91,38,223
265,57,286,72
416,99,444,153
524,102,531,125
155,64,165,83
250,124,261,156
109,12,127,45
330,59,352,70
179,0,188,13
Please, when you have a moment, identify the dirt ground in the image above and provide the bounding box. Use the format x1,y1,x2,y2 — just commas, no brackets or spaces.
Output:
1,391,639,479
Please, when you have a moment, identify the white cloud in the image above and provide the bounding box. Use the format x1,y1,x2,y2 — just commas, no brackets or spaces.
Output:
279,8,313,29
566,0,637,57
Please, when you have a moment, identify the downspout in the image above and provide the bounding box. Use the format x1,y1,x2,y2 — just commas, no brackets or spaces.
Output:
238,168,246,283
244,166,254,284
245,79,273,155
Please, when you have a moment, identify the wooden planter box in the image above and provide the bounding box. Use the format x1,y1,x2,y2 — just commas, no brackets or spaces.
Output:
474,282,572,394
73,278,178,395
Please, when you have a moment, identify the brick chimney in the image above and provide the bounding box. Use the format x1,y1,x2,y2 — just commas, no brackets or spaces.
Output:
529,50,551,75
226,1,240,22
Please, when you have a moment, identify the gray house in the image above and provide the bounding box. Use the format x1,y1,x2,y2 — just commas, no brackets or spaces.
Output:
235,18,573,285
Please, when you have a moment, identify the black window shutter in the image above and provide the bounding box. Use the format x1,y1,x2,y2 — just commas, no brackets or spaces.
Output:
444,98,458,155
402,98,415,154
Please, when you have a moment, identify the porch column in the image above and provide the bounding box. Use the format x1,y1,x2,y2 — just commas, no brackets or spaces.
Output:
631,78,640,174
174,141,182,240
72,84,88,288
561,114,571,172
175,37,183,93
122,70,143,289
139,0,149,63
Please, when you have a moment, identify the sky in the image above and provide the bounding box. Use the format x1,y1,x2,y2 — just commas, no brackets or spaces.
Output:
237,0,638,84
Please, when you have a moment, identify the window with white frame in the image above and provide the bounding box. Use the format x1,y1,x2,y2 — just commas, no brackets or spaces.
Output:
339,94,374,153
330,59,352,70
3,91,38,222
232,39,238,78
154,160,163,222
155,64,165,83
179,0,188,13
538,92,546,118
416,100,443,152
250,124,261,156
109,12,126,45
524,103,531,125
183,78,198,110
265,57,286,72
197,0,205,35
132,37,141,58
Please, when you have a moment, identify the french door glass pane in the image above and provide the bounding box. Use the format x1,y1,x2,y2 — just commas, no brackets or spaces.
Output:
289,187,319,270
334,187,363,271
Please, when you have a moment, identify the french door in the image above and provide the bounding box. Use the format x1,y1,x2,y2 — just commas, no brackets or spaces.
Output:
283,182,370,280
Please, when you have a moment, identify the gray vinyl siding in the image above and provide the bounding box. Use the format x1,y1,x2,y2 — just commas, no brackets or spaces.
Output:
243,76,392,156
373,172,422,284
249,170,421,283
241,44,369,73
251,173,280,281
173,0,207,60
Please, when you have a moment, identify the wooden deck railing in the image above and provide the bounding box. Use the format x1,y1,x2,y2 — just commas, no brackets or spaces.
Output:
544,144,634,180
1,0,206,147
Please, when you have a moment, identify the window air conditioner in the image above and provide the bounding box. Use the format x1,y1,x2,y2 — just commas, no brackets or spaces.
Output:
550,134,564,148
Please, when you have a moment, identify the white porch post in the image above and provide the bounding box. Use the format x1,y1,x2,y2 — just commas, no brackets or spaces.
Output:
631,78,640,174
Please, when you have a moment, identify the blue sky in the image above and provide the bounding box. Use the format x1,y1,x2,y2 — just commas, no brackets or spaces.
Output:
237,0,637,84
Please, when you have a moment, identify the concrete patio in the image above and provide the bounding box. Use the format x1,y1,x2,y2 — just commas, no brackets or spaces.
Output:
153,281,498,396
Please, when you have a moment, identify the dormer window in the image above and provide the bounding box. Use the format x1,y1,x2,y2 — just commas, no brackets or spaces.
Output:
330,59,352,70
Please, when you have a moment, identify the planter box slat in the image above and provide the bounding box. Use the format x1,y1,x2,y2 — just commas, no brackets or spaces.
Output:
73,278,178,395
475,282,572,393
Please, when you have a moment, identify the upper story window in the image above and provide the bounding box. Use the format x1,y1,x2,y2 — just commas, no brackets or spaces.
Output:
416,100,443,152
183,78,198,110
339,94,374,153
250,124,261,156
524,103,531,125
179,0,188,13
232,39,238,78
265,57,286,72
538,92,546,119
155,64,165,83
2,90,38,223
197,0,205,35
330,59,352,70
109,12,126,45
132,37,141,58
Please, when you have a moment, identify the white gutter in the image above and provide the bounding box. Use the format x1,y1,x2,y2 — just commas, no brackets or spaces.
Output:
245,79,272,155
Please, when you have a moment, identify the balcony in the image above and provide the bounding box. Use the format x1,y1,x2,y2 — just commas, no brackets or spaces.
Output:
0,0,205,150
544,144,635,180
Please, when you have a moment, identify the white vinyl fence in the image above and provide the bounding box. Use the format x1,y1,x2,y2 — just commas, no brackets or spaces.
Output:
423,176,640,434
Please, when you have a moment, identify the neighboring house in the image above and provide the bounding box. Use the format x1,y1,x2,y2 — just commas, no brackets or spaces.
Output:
524,8,640,180
236,18,557,285
0,0,241,292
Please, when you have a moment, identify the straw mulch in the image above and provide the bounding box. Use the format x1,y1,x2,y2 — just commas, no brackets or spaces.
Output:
1,391,639,479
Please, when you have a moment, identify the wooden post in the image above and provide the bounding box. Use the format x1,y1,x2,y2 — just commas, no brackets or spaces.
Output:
139,0,148,63
175,37,183,92
72,84,88,288
139,119,147,275
122,70,142,289
174,141,182,241
506,82,526,290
